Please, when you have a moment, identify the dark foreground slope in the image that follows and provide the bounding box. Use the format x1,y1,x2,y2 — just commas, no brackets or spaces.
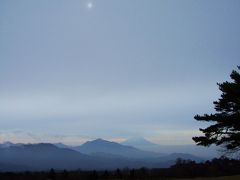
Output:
0,158,240,180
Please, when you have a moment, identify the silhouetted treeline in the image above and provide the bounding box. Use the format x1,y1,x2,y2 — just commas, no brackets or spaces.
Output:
0,157,240,180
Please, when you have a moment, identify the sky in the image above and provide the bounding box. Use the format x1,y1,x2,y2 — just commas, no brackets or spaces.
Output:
0,0,239,145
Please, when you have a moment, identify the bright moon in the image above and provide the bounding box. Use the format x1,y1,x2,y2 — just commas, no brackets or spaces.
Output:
87,2,93,9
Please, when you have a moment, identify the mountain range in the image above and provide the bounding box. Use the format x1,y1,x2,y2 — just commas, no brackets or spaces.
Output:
121,137,219,158
121,137,160,152
0,138,215,171
73,138,163,159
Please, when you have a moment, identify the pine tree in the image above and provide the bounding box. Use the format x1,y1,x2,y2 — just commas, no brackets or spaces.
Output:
193,66,240,153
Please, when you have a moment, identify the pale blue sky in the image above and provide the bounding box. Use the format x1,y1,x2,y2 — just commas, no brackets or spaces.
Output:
0,0,239,145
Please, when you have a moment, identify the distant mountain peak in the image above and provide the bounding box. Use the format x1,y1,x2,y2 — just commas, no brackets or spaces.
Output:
122,137,157,146
125,137,148,141
83,138,122,147
120,137,160,152
92,138,107,142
